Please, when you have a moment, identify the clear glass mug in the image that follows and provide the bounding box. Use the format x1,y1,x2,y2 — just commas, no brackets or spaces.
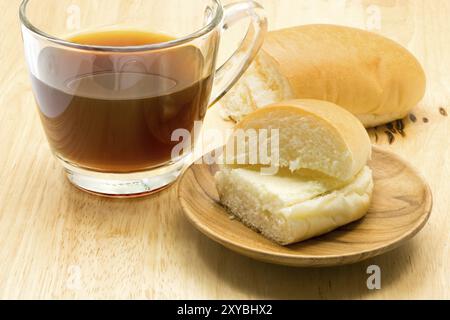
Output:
20,0,267,197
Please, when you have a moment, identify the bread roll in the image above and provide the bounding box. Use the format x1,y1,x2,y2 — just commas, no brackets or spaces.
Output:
227,99,372,182
216,166,373,245
220,24,426,127
215,99,374,245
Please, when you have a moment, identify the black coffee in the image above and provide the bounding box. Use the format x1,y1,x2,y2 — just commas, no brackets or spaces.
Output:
31,31,212,173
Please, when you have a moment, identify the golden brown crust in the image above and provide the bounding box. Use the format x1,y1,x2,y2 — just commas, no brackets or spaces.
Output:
260,25,426,127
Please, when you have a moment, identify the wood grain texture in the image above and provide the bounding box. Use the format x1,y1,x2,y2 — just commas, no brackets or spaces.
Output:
0,0,449,299
178,147,432,267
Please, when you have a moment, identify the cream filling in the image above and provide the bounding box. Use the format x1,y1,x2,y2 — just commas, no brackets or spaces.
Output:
216,166,372,215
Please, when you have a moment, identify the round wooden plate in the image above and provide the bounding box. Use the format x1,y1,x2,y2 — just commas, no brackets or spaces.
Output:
178,146,433,267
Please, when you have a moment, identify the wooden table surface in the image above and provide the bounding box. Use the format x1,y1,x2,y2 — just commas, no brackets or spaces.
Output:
0,0,449,299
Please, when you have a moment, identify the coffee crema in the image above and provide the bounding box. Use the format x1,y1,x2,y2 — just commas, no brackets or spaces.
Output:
31,30,212,173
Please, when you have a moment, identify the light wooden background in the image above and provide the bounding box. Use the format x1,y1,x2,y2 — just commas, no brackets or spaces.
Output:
0,0,449,299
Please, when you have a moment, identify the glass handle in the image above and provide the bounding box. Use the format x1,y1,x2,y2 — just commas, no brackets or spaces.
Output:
209,1,268,106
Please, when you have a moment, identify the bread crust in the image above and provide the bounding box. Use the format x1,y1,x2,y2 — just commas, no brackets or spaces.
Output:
260,24,426,127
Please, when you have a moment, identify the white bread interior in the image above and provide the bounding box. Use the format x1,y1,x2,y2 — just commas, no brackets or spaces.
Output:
215,99,373,245
216,166,373,245
228,99,372,182
220,24,426,128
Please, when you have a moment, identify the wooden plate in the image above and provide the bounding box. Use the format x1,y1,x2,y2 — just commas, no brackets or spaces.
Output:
178,146,433,267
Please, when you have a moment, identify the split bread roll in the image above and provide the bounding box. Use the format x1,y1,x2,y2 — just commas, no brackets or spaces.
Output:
215,99,374,245
216,166,373,245
228,99,372,182
220,24,426,128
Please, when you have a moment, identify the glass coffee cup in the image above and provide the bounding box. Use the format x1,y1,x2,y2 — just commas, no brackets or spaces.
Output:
20,0,267,197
